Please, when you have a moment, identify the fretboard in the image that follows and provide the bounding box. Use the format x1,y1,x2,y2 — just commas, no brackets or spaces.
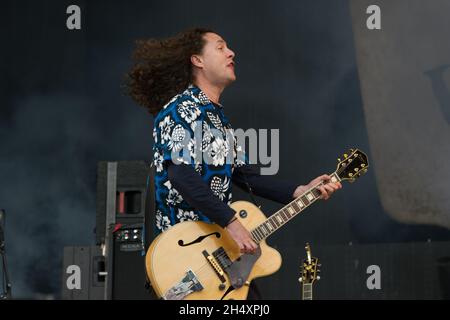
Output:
250,172,341,243
302,283,313,300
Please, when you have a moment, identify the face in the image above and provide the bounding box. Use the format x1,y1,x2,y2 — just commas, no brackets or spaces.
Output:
192,32,236,86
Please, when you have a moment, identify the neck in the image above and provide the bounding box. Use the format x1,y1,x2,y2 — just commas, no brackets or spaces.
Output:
193,79,224,105
250,172,341,243
302,283,313,300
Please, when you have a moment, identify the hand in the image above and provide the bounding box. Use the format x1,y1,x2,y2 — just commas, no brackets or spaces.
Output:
225,218,258,254
293,174,342,200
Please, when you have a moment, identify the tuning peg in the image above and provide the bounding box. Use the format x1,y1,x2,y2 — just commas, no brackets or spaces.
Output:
344,154,348,158
350,148,354,152
317,276,321,280
337,158,341,162
298,277,302,282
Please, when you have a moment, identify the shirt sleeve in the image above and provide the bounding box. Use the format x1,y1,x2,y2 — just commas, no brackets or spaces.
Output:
153,100,201,172
167,162,236,228
232,164,298,204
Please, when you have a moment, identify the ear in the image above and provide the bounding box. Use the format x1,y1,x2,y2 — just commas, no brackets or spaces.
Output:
191,54,203,68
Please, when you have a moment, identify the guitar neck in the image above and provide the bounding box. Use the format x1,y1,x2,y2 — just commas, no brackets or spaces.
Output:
250,172,341,243
302,283,313,300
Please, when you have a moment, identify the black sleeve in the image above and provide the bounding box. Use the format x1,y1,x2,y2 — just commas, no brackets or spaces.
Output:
167,163,236,228
232,164,298,205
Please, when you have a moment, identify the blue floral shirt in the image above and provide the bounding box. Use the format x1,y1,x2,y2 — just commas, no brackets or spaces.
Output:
152,85,246,234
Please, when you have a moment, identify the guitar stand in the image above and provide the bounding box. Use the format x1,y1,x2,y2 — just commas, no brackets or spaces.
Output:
0,209,12,300
0,244,12,300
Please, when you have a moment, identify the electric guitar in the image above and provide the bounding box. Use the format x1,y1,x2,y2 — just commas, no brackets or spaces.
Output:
299,243,320,300
145,148,369,300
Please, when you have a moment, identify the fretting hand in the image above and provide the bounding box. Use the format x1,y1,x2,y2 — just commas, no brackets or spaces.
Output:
293,174,342,200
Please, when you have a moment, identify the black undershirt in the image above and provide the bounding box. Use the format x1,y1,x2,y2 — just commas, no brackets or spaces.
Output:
167,163,297,228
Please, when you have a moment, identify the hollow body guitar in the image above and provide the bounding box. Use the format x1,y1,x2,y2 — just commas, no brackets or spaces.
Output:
145,149,369,300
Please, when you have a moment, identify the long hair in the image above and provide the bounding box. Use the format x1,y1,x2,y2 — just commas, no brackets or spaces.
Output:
124,28,213,116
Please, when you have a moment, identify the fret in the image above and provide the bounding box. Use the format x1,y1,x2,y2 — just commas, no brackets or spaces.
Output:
272,216,280,228
312,188,322,198
251,231,260,242
291,201,300,212
306,192,314,202
262,223,271,235
266,221,274,232
330,173,340,183
280,210,288,221
255,228,264,240
262,225,270,236
255,225,267,241
275,214,283,225
302,284,313,301
268,218,277,230
257,226,266,238
301,195,309,206
287,206,295,216
296,198,305,209
303,284,312,291
284,208,292,219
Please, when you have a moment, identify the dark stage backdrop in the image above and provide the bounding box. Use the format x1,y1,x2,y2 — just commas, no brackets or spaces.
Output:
1,0,449,298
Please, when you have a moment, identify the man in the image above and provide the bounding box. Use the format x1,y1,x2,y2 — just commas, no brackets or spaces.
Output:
126,28,342,299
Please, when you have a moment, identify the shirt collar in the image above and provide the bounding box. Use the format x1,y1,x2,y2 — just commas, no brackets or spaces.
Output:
188,84,224,109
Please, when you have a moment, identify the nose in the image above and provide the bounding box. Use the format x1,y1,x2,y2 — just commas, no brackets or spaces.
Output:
227,48,235,59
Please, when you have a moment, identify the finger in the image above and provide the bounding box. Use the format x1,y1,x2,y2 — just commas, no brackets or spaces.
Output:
332,182,342,190
319,186,329,200
324,184,336,193
245,241,257,253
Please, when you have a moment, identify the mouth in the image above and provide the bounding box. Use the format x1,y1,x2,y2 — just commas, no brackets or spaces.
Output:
227,61,235,69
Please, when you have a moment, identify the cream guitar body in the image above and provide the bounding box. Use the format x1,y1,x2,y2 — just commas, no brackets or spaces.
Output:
146,148,369,300
146,201,282,300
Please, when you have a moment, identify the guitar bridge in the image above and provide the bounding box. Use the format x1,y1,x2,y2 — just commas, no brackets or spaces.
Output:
162,270,203,300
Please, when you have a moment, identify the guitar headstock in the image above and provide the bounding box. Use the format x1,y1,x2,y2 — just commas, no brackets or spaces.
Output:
299,243,321,284
336,148,369,183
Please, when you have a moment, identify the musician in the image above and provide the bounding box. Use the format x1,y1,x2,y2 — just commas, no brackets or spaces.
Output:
125,28,342,299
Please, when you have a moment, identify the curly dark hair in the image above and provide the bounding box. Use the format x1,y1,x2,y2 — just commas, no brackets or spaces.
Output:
124,27,214,116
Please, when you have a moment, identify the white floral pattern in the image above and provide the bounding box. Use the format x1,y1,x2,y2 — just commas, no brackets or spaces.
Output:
177,100,201,124
207,111,223,129
154,150,164,172
227,193,233,206
176,208,198,222
210,176,230,201
156,210,171,232
159,115,174,144
153,128,158,144
167,124,186,152
209,136,230,166
164,181,183,206
201,122,213,152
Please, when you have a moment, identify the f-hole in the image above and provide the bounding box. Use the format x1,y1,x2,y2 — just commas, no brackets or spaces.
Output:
178,232,221,247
